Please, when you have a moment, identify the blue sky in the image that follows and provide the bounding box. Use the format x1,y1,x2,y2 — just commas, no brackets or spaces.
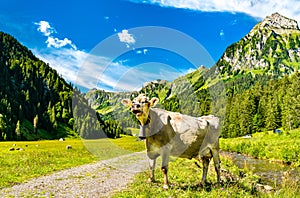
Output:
1,0,300,92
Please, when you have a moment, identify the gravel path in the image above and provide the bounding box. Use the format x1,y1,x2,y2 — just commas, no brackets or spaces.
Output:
0,152,149,198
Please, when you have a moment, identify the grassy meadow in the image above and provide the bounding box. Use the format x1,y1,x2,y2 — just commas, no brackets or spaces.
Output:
0,140,96,188
0,136,145,188
1,128,299,197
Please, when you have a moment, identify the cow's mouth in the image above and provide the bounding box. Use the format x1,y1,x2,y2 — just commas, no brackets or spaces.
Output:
132,109,142,115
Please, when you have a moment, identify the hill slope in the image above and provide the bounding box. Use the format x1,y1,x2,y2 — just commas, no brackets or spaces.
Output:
0,32,75,140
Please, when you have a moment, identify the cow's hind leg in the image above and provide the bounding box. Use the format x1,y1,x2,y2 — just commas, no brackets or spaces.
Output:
201,157,210,185
212,149,221,184
148,158,156,182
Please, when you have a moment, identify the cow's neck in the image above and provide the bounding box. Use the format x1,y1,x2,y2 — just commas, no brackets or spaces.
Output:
137,112,151,126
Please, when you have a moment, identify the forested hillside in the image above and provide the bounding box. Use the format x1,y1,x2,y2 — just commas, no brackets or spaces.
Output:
0,32,74,140
0,32,125,140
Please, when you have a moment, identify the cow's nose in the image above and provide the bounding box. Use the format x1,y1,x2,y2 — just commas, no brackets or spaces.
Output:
132,104,140,108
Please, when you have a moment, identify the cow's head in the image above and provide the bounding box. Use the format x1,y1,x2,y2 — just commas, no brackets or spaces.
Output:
122,94,159,125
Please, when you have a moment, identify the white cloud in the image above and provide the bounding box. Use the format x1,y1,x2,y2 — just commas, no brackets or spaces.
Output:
118,29,136,47
219,29,225,40
136,48,148,55
35,20,77,50
129,0,300,23
33,46,194,92
32,21,194,92
107,62,191,91
143,49,148,54
34,21,56,36
32,48,87,83
136,50,142,54
46,37,77,50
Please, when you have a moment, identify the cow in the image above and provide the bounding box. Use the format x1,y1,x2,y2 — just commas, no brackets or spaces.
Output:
122,94,221,189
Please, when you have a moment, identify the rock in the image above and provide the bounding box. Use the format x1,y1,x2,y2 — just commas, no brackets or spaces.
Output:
264,185,273,191
59,138,64,142
260,12,299,30
255,183,274,193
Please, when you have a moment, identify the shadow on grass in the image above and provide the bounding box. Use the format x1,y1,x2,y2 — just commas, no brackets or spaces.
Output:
175,180,246,192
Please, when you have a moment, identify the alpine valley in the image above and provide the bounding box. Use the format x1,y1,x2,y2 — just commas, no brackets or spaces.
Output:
0,13,300,141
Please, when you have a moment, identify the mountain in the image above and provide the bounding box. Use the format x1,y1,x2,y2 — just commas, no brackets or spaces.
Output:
89,13,300,138
214,12,300,77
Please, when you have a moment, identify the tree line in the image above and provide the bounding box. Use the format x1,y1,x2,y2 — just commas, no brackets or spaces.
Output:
222,72,300,138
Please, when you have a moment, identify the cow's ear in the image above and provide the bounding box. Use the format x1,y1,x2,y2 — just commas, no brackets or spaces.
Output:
149,97,159,107
121,99,132,107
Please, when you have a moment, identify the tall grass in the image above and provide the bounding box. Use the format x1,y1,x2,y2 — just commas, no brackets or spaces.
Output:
220,128,300,166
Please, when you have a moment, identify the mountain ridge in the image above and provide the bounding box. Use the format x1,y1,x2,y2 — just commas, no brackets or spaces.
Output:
214,12,300,77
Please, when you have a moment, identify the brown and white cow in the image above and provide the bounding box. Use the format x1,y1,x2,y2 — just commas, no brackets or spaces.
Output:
122,94,221,189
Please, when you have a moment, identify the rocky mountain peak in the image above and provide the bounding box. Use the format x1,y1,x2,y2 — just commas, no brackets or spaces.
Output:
214,13,300,77
259,12,299,30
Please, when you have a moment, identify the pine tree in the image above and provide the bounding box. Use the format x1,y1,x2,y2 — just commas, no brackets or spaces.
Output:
0,114,7,140
15,120,22,140
33,114,39,134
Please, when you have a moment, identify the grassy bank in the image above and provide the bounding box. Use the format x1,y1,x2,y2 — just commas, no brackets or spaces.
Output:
220,128,300,166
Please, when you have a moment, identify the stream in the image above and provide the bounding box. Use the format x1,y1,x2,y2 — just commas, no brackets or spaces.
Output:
221,151,300,187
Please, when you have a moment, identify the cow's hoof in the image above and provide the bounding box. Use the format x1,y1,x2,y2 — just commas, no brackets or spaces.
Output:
163,184,169,190
147,178,155,183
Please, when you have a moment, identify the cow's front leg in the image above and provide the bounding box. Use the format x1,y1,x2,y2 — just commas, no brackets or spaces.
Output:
148,158,156,182
161,149,170,189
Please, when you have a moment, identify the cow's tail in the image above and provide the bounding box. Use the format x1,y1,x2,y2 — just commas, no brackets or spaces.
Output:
199,116,220,157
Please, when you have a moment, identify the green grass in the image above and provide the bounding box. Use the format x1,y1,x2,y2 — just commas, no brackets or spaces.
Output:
0,140,96,188
220,128,300,166
2,133,299,197
113,156,275,198
111,135,145,152
21,120,78,140
113,155,299,198
0,136,145,188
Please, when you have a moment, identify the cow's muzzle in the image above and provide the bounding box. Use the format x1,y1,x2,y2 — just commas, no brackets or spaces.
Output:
131,104,142,115
132,108,142,115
